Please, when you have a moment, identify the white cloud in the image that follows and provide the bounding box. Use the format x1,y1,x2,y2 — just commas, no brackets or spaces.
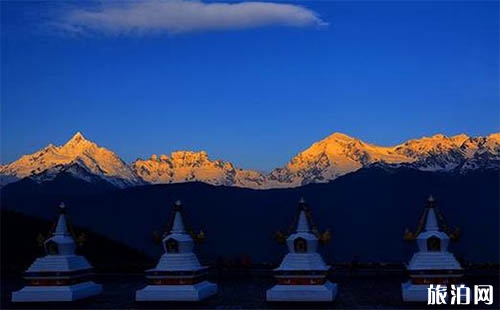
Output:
57,0,328,35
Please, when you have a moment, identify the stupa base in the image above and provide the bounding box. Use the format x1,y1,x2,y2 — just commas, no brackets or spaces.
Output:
135,281,217,301
401,281,467,303
11,281,102,303
401,282,430,302
266,281,337,302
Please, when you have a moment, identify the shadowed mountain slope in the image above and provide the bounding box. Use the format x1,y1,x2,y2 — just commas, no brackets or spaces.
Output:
1,167,498,264
1,209,153,273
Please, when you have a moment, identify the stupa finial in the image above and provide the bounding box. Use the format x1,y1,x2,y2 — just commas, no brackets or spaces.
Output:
427,195,435,206
298,197,308,211
58,202,67,214
174,200,183,211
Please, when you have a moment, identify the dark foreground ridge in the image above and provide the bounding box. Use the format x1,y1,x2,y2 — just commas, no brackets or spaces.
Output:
2,166,499,263
1,210,154,274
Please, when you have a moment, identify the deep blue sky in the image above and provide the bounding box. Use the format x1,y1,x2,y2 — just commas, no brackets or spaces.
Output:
1,1,499,171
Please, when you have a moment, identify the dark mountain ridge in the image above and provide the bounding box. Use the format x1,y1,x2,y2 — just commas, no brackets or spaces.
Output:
1,166,498,264
1,209,153,273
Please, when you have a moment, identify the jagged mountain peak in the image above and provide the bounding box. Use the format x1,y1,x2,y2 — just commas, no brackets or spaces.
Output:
0,131,140,188
315,132,367,148
402,133,472,145
36,144,60,157
403,133,450,144
450,133,470,145
396,133,470,154
488,132,500,142
140,150,213,166
149,154,169,161
44,143,58,150
132,150,263,187
68,131,86,143
170,150,210,162
324,132,358,141
62,131,97,150
301,132,366,158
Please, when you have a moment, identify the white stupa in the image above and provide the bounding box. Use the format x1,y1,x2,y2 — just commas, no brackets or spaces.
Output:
402,196,464,302
136,200,217,302
266,198,337,302
12,203,102,303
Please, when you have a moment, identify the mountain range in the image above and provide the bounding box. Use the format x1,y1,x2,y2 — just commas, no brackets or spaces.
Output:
1,132,498,262
1,131,499,189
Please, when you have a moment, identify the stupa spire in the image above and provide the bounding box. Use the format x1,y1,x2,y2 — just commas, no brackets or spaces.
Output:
54,202,70,236
171,200,186,233
296,197,311,232
296,211,310,233
424,209,439,232
424,195,439,232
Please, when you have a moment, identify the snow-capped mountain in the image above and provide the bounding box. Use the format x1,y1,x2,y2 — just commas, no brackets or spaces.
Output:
268,133,410,187
268,132,500,187
1,131,498,189
0,132,142,188
132,151,267,188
